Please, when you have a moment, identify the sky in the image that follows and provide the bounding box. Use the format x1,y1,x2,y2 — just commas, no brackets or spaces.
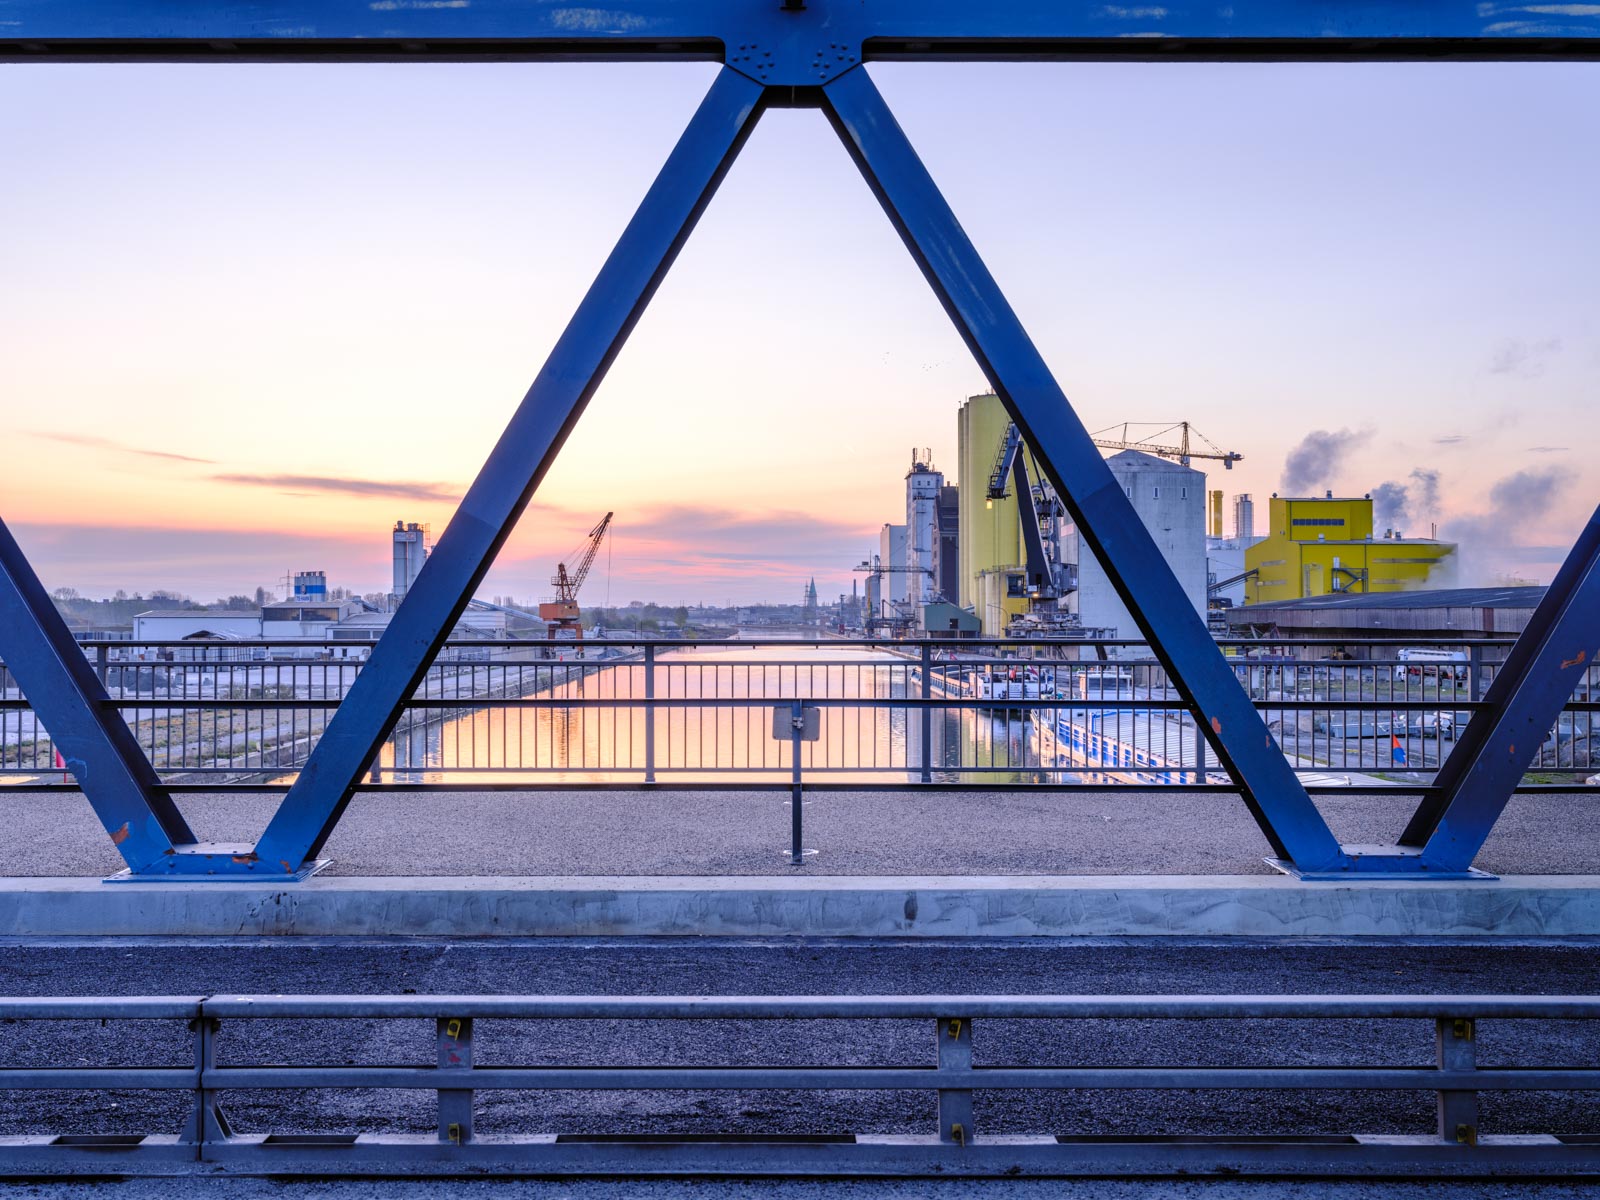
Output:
2,58,1596,606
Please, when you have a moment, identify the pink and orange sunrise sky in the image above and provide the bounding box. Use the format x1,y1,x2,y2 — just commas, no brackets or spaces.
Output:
3,60,1596,604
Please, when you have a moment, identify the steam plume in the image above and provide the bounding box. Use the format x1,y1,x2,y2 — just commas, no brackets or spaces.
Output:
1281,429,1371,495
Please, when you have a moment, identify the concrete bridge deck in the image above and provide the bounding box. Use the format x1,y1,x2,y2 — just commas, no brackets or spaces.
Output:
1,787,1597,938
3,786,1596,879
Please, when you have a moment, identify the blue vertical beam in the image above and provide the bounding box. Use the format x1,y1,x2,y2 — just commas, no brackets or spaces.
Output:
1401,503,1600,870
251,68,767,873
820,66,1345,870
0,516,193,870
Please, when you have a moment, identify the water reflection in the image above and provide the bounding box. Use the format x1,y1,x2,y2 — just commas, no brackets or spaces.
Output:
375,642,1051,784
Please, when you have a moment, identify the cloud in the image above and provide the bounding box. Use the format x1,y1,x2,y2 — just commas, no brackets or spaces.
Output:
1527,445,1569,453
1432,434,1468,446
8,520,394,598
8,501,881,607
27,430,215,465
1280,428,1372,494
212,473,461,502
604,505,874,564
1489,337,1562,378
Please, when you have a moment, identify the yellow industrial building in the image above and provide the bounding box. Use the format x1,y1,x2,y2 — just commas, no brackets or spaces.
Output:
1244,495,1454,604
957,392,1037,635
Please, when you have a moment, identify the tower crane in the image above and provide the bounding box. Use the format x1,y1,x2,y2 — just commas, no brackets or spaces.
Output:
538,511,613,640
1089,421,1242,469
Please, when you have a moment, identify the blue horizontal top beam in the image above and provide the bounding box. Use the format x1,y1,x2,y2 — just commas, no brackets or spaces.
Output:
4,1,1600,63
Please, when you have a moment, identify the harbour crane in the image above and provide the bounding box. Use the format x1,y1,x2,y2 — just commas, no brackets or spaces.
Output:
539,511,613,640
987,423,1070,604
1089,421,1242,469
852,555,934,638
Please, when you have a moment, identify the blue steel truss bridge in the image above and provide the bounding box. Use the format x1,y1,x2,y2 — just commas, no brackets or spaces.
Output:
0,1,1596,883
1,2,1599,1181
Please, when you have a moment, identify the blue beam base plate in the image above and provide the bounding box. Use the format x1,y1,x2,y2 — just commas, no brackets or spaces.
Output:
105,850,332,883
1267,850,1496,882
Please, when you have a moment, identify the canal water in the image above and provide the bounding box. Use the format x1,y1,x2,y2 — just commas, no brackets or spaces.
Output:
378,640,1045,785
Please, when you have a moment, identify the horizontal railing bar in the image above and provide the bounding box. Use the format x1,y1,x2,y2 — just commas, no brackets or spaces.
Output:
198,994,1600,1019
141,782,1600,794
50,637,1525,649
57,697,1544,712
17,781,1548,796
0,1068,197,1089
0,998,204,1019
198,1065,1600,1091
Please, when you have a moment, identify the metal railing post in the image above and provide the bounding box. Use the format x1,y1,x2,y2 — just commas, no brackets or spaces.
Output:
1192,716,1206,786
182,1014,231,1150
1436,1017,1478,1146
438,1016,474,1144
920,642,933,783
790,699,804,865
937,1016,973,1146
643,643,656,783
94,644,109,689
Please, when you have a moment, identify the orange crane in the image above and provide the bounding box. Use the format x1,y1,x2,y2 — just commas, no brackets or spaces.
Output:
538,511,613,640
1090,421,1242,469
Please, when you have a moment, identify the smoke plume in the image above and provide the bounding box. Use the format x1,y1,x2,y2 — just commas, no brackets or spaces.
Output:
1408,467,1440,527
1371,480,1409,528
1281,428,1372,495
1441,465,1576,585
1371,468,1443,534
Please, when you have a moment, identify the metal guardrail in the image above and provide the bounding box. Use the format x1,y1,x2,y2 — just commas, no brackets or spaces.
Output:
1,637,1595,788
0,992,1597,1177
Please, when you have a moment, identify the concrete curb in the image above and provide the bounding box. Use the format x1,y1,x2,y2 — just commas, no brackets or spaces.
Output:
3,875,1599,938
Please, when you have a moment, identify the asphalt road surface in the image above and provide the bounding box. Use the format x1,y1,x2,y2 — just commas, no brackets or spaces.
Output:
0,938,1595,1144
4,1181,1597,1200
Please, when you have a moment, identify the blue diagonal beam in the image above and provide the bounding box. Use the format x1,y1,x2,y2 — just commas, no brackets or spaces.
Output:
251,67,768,873
0,516,194,870
820,66,1346,871
1400,503,1600,870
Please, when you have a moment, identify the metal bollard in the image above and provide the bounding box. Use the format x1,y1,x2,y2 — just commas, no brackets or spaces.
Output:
920,642,933,783
643,643,656,783
1436,1017,1478,1146
790,700,804,864
937,1016,973,1146
438,1016,474,1144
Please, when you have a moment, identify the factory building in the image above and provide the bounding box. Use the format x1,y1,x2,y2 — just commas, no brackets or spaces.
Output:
130,520,525,659
878,523,907,619
933,484,960,607
292,570,327,600
392,521,429,605
957,392,1024,612
1234,493,1256,540
904,449,943,621
131,610,264,642
1227,585,1542,644
1223,588,1600,702
958,392,1059,635
1064,450,1208,643
1244,494,1454,603
1206,534,1265,613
